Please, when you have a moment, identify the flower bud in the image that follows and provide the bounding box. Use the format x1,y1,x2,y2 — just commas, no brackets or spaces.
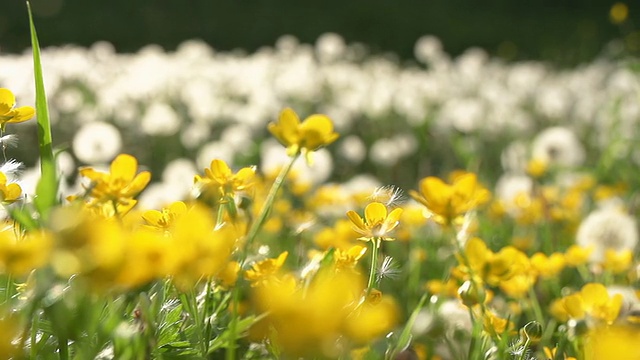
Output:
457,280,485,307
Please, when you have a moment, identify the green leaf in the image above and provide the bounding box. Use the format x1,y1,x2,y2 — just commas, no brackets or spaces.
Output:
27,1,59,222
386,293,428,359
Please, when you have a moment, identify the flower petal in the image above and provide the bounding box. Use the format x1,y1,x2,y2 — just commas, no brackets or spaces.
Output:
0,89,16,115
7,106,35,123
365,202,387,227
110,154,138,182
346,210,366,231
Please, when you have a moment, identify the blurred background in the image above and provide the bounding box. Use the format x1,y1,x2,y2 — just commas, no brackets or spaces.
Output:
2,0,639,65
0,1,639,210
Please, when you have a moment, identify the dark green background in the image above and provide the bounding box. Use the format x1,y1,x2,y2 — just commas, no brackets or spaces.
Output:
1,0,636,65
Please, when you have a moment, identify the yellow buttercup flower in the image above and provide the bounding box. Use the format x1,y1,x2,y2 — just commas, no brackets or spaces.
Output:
245,251,289,286
194,159,255,201
142,201,188,231
346,202,403,241
0,88,35,129
410,172,490,226
560,283,623,324
79,154,151,209
267,108,339,163
0,172,22,203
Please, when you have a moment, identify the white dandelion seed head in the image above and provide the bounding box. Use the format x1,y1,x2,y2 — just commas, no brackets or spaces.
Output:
315,32,346,63
576,207,638,263
141,101,181,136
181,122,211,150
439,299,473,333
338,135,366,165
531,127,585,168
72,122,122,164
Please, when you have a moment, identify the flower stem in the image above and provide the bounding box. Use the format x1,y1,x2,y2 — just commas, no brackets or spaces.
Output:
243,154,298,262
366,238,380,294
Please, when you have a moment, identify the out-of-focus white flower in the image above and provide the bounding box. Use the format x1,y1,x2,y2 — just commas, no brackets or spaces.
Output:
315,33,346,63
141,102,181,136
138,182,184,210
260,139,333,185
162,158,197,197
370,138,398,167
181,122,211,150
221,124,253,154
576,206,638,263
338,135,366,164
501,141,529,173
72,121,122,164
414,35,444,64
197,141,234,170
531,126,585,168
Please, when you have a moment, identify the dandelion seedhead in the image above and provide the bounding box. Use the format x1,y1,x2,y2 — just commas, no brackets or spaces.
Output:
369,185,406,207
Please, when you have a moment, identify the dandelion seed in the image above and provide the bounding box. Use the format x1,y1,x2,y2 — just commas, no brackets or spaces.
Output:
0,159,22,178
0,135,19,150
377,256,400,282
369,185,406,207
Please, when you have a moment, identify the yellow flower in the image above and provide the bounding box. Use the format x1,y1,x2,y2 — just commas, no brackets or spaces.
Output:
0,172,21,203
410,172,490,226
584,324,640,360
531,252,566,279
560,283,623,324
564,245,593,267
79,154,151,209
543,346,576,360
267,108,339,163
346,202,403,241
142,201,188,231
602,249,633,274
245,251,289,286
194,159,255,201
0,88,35,129
334,245,368,271
0,228,52,276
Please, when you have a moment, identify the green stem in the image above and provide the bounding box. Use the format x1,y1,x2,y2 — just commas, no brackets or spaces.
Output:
227,154,298,360
528,285,545,325
242,154,298,263
515,337,531,360
366,238,380,294
58,337,68,360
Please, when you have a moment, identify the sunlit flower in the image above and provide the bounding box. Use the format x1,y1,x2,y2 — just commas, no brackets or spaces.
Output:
78,154,151,210
531,126,585,168
346,202,403,241
0,88,34,129
575,206,638,263
0,172,22,203
410,172,490,226
193,159,255,202
584,324,640,360
560,283,623,324
142,201,188,231
267,108,339,163
245,251,288,286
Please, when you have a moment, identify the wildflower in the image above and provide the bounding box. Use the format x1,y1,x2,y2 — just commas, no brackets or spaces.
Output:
0,228,52,276
193,159,255,201
543,346,576,360
584,324,640,360
602,249,633,274
142,201,188,231
575,206,638,263
410,172,490,226
334,245,367,271
531,252,566,279
267,108,339,163
531,126,585,168
0,171,21,203
560,283,623,324
79,154,151,210
0,88,35,129
346,202,403,241
72,122,123,164
245,251,288,286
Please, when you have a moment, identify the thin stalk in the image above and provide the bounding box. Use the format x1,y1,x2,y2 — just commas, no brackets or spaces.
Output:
366,238,381,295
242,154,298,259
227,154,298,360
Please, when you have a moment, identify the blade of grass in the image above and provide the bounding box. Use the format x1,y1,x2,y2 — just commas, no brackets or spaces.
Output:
27,1,59,222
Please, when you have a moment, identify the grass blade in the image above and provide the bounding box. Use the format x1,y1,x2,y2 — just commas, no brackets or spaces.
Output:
27,1,59,221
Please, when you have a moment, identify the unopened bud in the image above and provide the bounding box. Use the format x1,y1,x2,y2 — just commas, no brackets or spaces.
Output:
457,280,485,307
520,321,543,343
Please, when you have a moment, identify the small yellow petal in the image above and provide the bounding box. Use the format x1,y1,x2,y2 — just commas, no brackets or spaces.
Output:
346,210,366,231
7,106,35,123
0,89,16,115
365,202,387,226
110,154,138,181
